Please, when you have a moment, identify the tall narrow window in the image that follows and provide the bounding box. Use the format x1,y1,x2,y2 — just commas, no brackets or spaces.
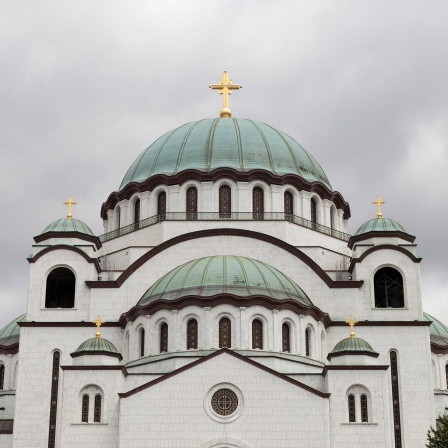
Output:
348,394,356,422
253,187,264,220
330,207,335,230
360,394,368,422
305,328,311,357
81,395,89,423
219,318,231,348
134,199,140,230
140,328,145,357
219,185,231,218
48,351,60,448
94,394,101,423
187,319,198,349
116,206,121,230
158,191,166,221
160,323,168,353
446,364,448,389
0,364,4,390
186,187,198,220
284,191,293,222
45,267,76,308
310,198,317,224
390,351,402,448
282,323,290,352
374,267,404,308
252,319,263,349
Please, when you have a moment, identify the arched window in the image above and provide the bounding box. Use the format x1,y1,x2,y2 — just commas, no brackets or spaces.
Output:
330,207,336,230
48,351,60,448
81,394,89,423
374,267,404,308
139,328,145,357
305,328,311,357
134,199,140,229
45,267,76,308
360,394,368,423
158,191,166,221
186,186,198,220
310,198,317,224
282,323,290,352
219,185,231,218
187,319,198,349
0,364,4,390
445,364,448,389
160,323,168,353
348,394,356,422
252,319,263,349
94,394,102,423
253,187,264,220
219,318,231,348
284,191,293,222
116,206,121,230
390,351,402,447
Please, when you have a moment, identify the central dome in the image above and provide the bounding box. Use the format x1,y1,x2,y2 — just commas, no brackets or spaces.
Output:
120,118,331,190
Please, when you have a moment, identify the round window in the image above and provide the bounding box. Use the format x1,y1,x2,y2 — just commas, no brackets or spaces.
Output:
211,388,238,416
204,383,244,423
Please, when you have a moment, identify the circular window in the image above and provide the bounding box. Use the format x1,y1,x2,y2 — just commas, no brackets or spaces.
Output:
211,389,238,416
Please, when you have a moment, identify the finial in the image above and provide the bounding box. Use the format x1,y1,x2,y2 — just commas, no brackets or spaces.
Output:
372,195,385,219
209,71,242,118
63,196,77,219
346,315,357,339
93,315,104,338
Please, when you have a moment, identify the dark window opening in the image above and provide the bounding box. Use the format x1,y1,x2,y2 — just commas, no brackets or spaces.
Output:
348,394,356,422
140,328,145,357
158,191,166,222
187,319,198,349
252,319,263,349
360,394,368,422
311,198,317,224
48,351,60,448
219,318,231,348
305,328,311,356
81,395,89,423
0,364,4,390
282,323,290,352
94,394,101,423
374,267,404,308
133,199,140,230
390,351,402,447
45,268,75,308
186,187,198,220
219,185,231,218
284,191,293,222
253,187,264,220
160,323,168,353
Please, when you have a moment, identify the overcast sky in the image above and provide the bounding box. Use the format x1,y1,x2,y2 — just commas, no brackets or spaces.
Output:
1,1,447,330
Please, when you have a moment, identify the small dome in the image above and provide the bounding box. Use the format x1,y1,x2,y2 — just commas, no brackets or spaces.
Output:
120,118,332,191
423,312,448,346
71,337,122,360
138,255,312,307
40,218,95,236
354,218,407,236
0,313,26,348
328,337,378,360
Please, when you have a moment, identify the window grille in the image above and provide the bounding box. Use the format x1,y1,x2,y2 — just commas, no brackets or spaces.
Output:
94,394,101,423
45,268,76,308
360,394,368,422
0,364,4,390
48,351,60,448
252,319,263,349
374,268,404,308
134,199,140,224
311,198,317,224
282,323,290,352
140,328,145,357
158,192,166,221
219,318,231,348
186,187,198,220
284,191,293,222
81,395,89,423
348,394,356,422
160,323,168,353
187,319,198,349
252,187,264,220
390,351,402,447
219,185,231,218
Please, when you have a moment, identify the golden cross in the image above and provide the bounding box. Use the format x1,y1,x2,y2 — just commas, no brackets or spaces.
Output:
372,195,385,219
209,71,242,118
93,315,104,338
63,196,77,219
346,315,357,338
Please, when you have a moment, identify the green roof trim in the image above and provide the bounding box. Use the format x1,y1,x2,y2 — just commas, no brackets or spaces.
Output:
138,255,312,307
41,218,95,236
354,218,408,236
328,336,378,360
0,314,26,347
423,312,448,346
71,337,122,360
120,118,332,190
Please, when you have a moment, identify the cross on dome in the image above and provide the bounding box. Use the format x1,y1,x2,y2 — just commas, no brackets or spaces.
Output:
209,71,242,118
93,315,104,338
372,195,385,219
346,315,357,338
63,196,77,219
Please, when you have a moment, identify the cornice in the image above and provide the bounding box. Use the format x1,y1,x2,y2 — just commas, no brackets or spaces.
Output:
61,365,127,376
322,365,389,376
430,343,448,355
34,231,102,250
327,350,379,360
19,322,120,327
86,228,364,290
100,168,351,220
0,342,19,355
330,321,431,327
348,231,415,250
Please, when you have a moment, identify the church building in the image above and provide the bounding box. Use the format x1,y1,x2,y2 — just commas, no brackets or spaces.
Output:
0,72,446,448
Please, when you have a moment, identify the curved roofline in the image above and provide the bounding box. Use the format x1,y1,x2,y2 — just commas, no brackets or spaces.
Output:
100,168,351,220
348,230,415,250
34,231,101,249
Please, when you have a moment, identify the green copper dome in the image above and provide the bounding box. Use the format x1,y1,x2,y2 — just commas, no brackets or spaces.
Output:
41,218,95,236
355,218,407,236
120,118,332,190
0,314,26,347
71,337,122,360
138,255,312,306
423,312,448,346
328,336,378,359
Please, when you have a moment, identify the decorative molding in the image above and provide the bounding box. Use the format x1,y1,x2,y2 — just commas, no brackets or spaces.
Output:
34,231,102,250
70,350,123,361
118,348,331,399
27,245,101,273
330,321,431,327
0,343,19,355
327,350,379,360
61,365,128,376
322,365,389,376
86,228,364,290
19,322,120,328
101,168,351,219
430,343,448,355
348,231,415,250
